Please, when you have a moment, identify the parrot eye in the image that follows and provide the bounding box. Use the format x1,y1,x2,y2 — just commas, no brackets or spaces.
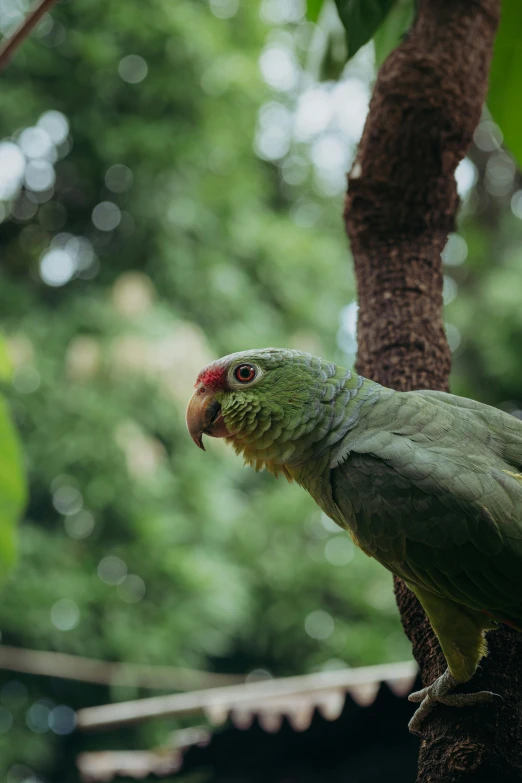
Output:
234,364,256,383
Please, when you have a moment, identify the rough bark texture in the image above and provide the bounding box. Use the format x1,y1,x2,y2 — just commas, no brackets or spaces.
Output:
344,1,522,780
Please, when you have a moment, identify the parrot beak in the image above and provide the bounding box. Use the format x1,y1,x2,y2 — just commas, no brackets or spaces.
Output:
186,386,230,451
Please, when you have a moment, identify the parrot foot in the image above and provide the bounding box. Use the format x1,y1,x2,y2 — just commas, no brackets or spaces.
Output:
407,668,499,735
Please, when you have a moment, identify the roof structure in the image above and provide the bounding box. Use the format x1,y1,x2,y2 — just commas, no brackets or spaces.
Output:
77,727,211,782
76,660,420,782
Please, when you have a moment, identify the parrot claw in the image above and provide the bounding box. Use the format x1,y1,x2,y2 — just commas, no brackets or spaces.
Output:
407,668,500,735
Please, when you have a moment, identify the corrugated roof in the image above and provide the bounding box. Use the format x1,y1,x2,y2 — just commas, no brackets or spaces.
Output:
76,660,417,733
77,727,211,782
76,661,418,781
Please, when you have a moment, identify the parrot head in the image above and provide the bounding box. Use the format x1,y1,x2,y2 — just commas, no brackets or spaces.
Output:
186,348,343,473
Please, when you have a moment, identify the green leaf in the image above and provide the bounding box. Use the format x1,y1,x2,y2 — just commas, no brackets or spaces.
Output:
306,0,325,22
0,335,13,382
334,0,397,59
0,396,26,571
373,0,414,67
488,0,522,169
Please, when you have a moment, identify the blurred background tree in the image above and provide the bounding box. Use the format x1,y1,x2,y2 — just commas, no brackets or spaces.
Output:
0,0,521,780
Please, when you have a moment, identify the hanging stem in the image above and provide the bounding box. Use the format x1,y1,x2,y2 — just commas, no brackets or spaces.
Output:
0,0,59,72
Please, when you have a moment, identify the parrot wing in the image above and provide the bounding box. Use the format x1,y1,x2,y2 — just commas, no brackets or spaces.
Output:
413,389,522,473
330,391,522,626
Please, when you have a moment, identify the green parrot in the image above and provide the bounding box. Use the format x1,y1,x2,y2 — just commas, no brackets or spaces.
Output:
186,348,522,733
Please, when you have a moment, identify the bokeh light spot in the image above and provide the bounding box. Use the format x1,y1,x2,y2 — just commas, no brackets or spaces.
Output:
305,610,334,640
118,55,148,84
331,78,370,144
26,702,51,733
511,190,522,220
37,110,69,145
40,248,76,287
117,574,146,603
281,154,308,185
259,45,299,92
473,119,503,152
486,151,516,197
442,233,468,266
209,0,239,19
255,101,292,161
24,159,55,192
49,705,76,735
445,323,461,353
105,164,133,193
92,201,121,231
455,158,477,198
260,0,305,24
64,510,95,539
294,88,332,141
18,127,53,159
289,199,321,227
311,132,349,173
53,485,83,516
0,142,25,199
11,194,39,221
50,599,80,631
98,555,127,586
320,512,341,533
443,275,458,306
324,536,354,566
12,366,40,395
112,272,155,316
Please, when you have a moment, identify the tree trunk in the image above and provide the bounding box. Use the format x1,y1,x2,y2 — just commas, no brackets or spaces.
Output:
344,0,522,780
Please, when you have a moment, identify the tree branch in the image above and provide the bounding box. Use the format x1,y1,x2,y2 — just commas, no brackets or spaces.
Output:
0,0,59,72
344,0,522,779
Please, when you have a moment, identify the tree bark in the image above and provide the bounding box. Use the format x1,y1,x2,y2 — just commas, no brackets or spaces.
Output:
344,0,522,780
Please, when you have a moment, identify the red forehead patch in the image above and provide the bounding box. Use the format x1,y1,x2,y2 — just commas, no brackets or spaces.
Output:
196,366,228,390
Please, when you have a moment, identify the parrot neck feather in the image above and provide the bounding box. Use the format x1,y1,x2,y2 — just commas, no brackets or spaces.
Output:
224,364,383,477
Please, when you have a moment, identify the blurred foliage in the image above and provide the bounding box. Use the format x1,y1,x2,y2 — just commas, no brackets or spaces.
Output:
0,0,521,781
